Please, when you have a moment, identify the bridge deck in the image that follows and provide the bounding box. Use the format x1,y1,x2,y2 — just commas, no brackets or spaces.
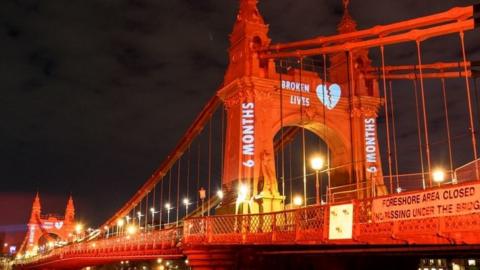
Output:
15,181,480,269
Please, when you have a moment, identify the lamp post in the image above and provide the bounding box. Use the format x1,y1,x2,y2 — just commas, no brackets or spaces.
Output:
103,226,109,238
150,207,156,230
310,156,325,205
199,188,206,217
137,211,143,230
117,219,124,236
183,198,191,216
75,223,84,240
165,203,172,224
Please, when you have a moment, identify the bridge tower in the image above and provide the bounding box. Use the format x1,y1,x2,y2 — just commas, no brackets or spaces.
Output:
20,193,77,255
218,0,387,215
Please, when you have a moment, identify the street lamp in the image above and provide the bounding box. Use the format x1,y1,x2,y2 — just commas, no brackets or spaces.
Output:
433,168,446,185
217,189,224,200
165,203,173,224
183,198,191,216
126,225,137,235
117,219,124,236
235,183,250,215
103,226,109,238
150,207,156,230
75,223,83,234
238,184,249,203
310,156,325,205
137,211,143,229
293,195,303,207
75,223,84,240
199,188,206,217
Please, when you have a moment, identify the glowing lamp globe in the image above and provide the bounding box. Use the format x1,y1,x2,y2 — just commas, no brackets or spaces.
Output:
432,169,446,183
293,196,303,206
310,156,325,171
117,219,124,227
126,225,137,235
217,190,224,199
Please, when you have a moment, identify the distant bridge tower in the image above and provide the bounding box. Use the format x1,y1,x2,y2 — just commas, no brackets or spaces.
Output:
218,0,387,215
20,193,76,255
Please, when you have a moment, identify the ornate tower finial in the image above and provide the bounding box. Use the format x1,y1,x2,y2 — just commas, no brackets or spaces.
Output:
64,195,75,224
338,0,357,34
237,0,264,24
29,192,41,223
224,0,270,83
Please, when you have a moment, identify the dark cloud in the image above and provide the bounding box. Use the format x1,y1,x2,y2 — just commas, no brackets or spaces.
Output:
0,0,478,229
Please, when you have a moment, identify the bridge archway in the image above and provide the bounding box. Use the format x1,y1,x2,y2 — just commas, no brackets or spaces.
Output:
38,233,61,247
272,111,352,190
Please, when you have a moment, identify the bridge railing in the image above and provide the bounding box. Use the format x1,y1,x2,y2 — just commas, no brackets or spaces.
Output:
329,163,479,204
454,159,480,183
14,227,182,266
184,205,328,245
185,179,480,246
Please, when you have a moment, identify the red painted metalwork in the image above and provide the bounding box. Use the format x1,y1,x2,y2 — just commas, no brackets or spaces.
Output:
18,194,77,257
266,6,473,52
183,180,480,246
261,19,474,59
13,1,480,269
15,228,182,269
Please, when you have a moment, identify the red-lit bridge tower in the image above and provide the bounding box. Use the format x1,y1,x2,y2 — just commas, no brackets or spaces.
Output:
218,0,387,215
19,193,76,256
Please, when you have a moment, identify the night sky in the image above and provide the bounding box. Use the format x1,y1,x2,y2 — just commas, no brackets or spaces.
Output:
0,0,477,235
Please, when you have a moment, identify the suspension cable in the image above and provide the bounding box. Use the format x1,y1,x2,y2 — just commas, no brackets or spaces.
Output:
168,169,172,218
380,46,394,193
152,184,156,229
459,31,479,177
388,81,400,191
176,158,181,226
415,40,432,187
440,74,454,177
280,59,286,207
131,205,135,226
144,192,148,231
300,57,307,207
412,76,426,189
347,51,357,190
196,143,201,208
138,199,142,229
289,142,293,204
186,146,191,215
159,177,164,227
322,53,331,202
221,105,225,192
474,78,480,149
207,120,212,216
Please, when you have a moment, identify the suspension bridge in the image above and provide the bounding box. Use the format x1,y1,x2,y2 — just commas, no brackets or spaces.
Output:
11,0,480,269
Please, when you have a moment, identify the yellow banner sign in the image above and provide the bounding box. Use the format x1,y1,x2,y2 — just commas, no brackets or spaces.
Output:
372,183,480,222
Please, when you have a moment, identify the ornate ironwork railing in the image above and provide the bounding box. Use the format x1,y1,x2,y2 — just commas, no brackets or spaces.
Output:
184,180,480,246
15,228,183,267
